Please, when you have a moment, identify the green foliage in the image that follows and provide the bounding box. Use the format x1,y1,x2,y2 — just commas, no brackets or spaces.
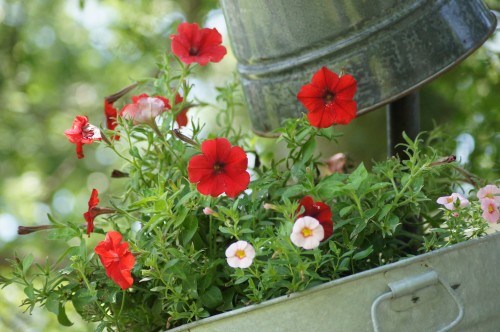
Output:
0,50,495,331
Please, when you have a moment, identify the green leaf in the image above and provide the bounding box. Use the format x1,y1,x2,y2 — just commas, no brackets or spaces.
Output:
281,184,306,199
364,207,379,220
182,216,198,246
46,293,59,315
301,137,316,162
377,205,392,221
24,285,35,301
48,227,79,241
57,303,73,326
22,254,34,275
353,246,374,260
72,289,96,316
129,146,142,159
200,285,223,309
339,206,354,217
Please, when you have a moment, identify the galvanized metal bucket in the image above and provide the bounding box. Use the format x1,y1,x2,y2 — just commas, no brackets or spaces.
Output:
170,231,500,332
220,0,497,135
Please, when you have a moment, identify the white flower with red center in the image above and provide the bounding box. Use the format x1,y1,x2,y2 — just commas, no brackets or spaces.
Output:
481,198,500,223
436,193,470,210
290,216,324,250
477,184,500,205
120,94,169,125
225,241,255,268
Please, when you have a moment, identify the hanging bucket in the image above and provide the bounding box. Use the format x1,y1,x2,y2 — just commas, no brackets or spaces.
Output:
220,0,497,136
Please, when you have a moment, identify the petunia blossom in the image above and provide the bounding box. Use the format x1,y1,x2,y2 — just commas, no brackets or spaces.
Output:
225,240,255,268
120,94,170,125
170,22,227,66
94,231,135,290
436,193,470,210
296,196,333,241
84,189,99,237
477,184,500,205
297,66,357,128
64,115,102,159
481,198,500,223
290,216,325,250
188,138,250,198
83,189,115,237
172,93,189,127
104,83,139,140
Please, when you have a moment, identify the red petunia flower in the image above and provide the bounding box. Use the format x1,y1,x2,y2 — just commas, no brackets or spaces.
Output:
94,231,135,290
173,93,189,127
84,189,99,237
296,196,334,241
297,67,357,128
104,83,138,140
120,93,170,125
170,22,227,66
64,115,101,159
188,138,250,198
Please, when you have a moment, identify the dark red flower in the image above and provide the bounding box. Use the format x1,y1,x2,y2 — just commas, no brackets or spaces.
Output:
104,83,138,140
94,231,135,290
120,93,170,125
83,189,115,237
84,189,99,237
64,115,101,159
170,22,227,66
104,99,119,133
188,138,250,198
297,67,357,128
296,196,334,241
173,93,189,127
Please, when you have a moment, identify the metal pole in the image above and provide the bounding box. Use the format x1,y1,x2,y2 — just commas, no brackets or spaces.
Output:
386,92,421,158
387,92,421,253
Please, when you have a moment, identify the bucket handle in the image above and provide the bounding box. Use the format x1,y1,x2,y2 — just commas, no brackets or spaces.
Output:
371,270,464,332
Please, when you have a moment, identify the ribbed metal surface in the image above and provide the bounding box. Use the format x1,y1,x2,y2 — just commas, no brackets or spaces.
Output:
220,0,497,136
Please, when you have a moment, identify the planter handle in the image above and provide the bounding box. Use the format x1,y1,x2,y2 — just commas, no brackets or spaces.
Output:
371,270,464,332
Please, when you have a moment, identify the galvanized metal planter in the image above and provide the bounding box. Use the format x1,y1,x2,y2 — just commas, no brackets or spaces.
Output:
170,232,500,332
220,0,497,135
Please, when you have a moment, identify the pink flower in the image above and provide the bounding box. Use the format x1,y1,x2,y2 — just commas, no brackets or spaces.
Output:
64,115,102,159
120,94,170,125
225,241,255,268
481,198,500,223
290,216,325,250
477,184,500,205
203,207,214,215
436,193,470,210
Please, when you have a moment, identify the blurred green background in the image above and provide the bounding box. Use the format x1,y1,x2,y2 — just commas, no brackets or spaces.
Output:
0,0,499,330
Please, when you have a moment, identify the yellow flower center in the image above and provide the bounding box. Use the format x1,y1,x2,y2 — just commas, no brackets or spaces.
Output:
447,197,453,203
488,205,495,213
235,249,246,259
301,227,313,238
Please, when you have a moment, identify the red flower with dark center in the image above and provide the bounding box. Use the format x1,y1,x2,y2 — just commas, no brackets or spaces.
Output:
297,67,357,128
188,138,250,198
64,115,101,159
296,196,334,241
94,231,135,290
170,22,227,66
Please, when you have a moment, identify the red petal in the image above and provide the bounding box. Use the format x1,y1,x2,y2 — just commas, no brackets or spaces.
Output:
312,67,339,93
196,174,226,197
335,74,357,100
175,109,189,127
331,99,357,125
220,172,250,198
88,189,99,209
188,155,216,183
